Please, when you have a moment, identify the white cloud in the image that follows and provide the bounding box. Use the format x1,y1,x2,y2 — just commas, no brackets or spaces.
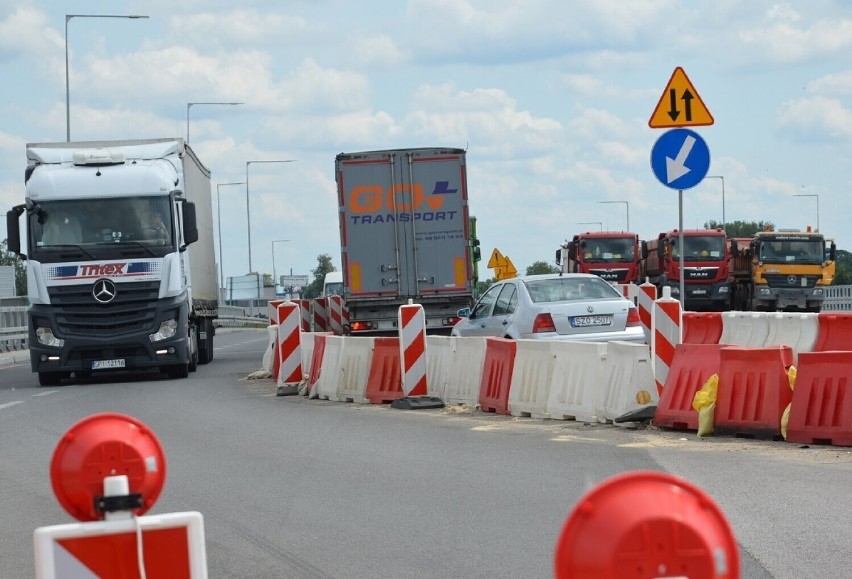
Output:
739,5,852,63
775,96,852,142
806,70,852,97
349,34,407,69
0,7,61,62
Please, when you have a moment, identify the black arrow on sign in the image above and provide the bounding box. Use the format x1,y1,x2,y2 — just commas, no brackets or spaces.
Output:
682,89,694,121
667,89,679,121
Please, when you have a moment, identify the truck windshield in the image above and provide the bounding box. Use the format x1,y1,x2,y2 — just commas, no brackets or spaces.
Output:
323,282,343,297
671,235,726,261
29,197,174,259
758,238,824,264
581,237,635,262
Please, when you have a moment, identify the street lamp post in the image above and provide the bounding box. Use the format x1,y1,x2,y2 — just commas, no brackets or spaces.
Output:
65,14,149,141
794,193,820,231
598,200,629,231
186,102,244,143
272,239,290,296
577,221,603,231
706,175,725,229
245,159,296,273
216,181,246,302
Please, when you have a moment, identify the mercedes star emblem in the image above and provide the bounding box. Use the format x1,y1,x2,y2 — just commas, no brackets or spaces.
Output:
92,279,117,304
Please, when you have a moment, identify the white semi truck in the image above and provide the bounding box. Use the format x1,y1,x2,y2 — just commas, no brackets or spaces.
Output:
334,147,478,334
5,138,218,385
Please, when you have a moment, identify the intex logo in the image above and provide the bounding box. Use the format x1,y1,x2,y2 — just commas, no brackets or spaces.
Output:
92,279,117,304
80,263,127,277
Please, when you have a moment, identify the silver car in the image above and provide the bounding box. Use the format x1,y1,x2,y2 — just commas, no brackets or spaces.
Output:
451,273,645,343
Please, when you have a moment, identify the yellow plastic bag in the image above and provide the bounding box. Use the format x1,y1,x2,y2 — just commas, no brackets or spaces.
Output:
692,374,719,437
780,366,797,440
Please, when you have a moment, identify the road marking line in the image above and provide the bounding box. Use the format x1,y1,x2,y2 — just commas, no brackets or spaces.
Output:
33,391,58,397
0,401,24,410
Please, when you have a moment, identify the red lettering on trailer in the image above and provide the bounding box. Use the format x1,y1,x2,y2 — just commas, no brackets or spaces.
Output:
349,184,444,214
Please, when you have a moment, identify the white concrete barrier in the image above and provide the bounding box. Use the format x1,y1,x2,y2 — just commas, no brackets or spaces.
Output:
547,342,607,422
444,337,487,405
335,336,374,403
763,312,819,361
426,336,455,400
508,340,555,418
262,325,277,373
598,341,657,424
314,336,345,400
719,311,771,346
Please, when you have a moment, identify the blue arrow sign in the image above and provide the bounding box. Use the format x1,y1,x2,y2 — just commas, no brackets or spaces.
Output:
650,128,710,190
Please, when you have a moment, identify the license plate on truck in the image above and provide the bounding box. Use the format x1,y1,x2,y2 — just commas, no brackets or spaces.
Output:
92,359,125,370
571,315,612,328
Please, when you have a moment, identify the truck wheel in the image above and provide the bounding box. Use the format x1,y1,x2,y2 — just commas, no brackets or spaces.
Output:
38,372,66,386
188,325,198,372
197,318,214,365
165,364,189,379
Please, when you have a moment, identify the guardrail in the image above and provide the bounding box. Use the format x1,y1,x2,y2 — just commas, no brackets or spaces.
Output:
0,306,28,352
0,305,267,354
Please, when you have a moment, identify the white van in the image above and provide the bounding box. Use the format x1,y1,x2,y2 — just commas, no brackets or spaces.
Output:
322,271,343,297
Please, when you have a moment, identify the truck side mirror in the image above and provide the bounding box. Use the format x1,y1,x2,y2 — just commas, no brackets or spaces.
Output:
555,248,561,266
641,241,648,260
657,241,665,260
730,239,737,255
182,201,199,245
567,242,577,261
6,207,23,257
829,242,837,261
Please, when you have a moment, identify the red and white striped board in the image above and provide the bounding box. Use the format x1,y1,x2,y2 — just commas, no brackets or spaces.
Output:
312,298,329,332
652,290,682,396
398,303,428,396
297,299,311,332
276,302,303,388
637,282,657,344
267,299,285,325
328,295,348,336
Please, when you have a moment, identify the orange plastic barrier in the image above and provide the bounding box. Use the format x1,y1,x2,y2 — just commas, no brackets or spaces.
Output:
306,334,328,396
365,337,404,404
786,351,852,447
814,312,852,351
479,337,516,415
682,312,723,345
715,346,794,440
653,344,726,431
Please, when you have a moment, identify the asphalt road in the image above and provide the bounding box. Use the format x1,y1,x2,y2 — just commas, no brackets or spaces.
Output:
1,329,849,578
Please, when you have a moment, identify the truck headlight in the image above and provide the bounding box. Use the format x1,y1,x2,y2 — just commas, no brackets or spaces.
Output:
812,288,824,296
36,327,64,348
758,287,772,296
149,319,178,342
717,286,729,294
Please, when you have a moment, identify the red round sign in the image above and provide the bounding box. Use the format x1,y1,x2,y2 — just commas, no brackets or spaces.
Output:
554,471,739,579
50,413,167,522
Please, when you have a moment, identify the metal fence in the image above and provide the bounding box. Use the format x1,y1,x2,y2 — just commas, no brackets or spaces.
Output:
0,305,268,354
823,284,852,311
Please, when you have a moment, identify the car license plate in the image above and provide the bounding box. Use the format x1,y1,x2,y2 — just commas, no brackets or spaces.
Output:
571,315,612,328
92,359,125,370
692,289,707,295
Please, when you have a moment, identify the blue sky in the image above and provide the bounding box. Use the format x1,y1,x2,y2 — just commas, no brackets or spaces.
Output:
2,1,851,284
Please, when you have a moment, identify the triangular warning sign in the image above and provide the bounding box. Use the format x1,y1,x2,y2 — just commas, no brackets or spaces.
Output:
649,67,714,128
487,248,506,269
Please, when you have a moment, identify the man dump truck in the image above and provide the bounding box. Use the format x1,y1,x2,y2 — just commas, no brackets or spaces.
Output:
730,227,835,312
641,228,733,311
555,231,641,283
6,138,218,385
334,147,478,334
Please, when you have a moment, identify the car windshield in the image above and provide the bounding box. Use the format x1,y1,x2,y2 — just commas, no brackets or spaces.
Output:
524,277,621,303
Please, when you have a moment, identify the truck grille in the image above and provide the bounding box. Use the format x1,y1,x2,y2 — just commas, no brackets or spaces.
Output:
763,275,817,289
48,281,160,337
589,269,629,282
684,267,718,281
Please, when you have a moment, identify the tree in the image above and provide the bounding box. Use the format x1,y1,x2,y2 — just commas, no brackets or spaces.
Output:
835,250,852,285
704,220,773,237
525,260,559,275
302,254,336,299
1,239,27,297
262,273,274,288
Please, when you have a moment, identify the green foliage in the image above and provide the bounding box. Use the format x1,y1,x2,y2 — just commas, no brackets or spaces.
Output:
704,219,773,237
1,239,27,296
475,277,496,297
525,260,559,275
302,254,336,299
835,250,852,285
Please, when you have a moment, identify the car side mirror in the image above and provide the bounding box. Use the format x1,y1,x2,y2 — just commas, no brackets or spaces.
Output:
457,308,471,318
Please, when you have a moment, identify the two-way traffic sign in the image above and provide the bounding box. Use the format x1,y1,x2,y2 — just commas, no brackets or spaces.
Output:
650,128,710,190
649,67,714,128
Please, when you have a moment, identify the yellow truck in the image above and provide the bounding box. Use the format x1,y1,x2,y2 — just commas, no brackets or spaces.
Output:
730,227,835,312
